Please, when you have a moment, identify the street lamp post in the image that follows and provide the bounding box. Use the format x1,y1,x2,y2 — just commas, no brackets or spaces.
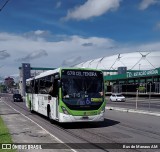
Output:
139,64,141,70
149,82,151,111
136,89,138,109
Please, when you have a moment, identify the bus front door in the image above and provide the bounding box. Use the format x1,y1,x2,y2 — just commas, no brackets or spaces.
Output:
52,97,59,120
56,97,58,119
38,94,45,115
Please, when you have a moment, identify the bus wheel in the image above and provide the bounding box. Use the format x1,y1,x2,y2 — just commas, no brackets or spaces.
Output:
47,106,53,123
29,101,33,113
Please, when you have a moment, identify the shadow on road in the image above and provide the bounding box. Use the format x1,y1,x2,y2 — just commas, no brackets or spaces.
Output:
58,118,120,129
27,110,120,129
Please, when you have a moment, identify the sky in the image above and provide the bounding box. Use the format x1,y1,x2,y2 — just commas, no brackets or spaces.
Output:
0,0,160,78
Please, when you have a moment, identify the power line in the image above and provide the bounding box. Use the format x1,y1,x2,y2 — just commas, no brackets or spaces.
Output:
0,0,10,12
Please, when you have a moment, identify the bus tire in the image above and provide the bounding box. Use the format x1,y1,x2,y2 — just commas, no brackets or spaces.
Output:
47,105,53,123
29,101,33,113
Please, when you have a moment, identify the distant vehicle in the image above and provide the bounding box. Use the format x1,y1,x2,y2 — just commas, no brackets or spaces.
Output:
13,94,23,102
110,93,125,102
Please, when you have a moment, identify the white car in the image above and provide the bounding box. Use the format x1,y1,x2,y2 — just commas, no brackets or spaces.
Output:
110,94,125,102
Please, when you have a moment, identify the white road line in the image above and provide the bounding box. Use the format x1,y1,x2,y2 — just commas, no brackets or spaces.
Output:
128,99,160,102
2,101,77,152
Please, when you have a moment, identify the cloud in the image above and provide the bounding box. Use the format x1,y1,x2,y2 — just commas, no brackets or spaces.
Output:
23,30,52,41
16,49,48,62
62,56,82,66
1,31,160,76
0,50,10,60
63,0,121,21
82,43,93,47
155,22,160,30
34,30,47,35
139,0,159,10
0,31,117,76
56,1,61,8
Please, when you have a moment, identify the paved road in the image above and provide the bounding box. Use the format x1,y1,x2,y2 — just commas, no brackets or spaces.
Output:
1,94,160,152
106,96,160,112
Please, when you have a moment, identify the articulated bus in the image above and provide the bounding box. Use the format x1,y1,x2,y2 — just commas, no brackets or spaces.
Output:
26,68,106,123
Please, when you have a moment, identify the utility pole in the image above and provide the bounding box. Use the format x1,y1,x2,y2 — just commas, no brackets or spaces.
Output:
136,89,138,109
0,0,10,12
149,82,151,111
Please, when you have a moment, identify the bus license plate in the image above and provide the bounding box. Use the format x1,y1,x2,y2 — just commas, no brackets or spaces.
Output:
82,116,89,119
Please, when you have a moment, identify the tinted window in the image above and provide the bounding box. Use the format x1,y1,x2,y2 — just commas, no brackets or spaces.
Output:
61,70,104,110
13,94,21,98
117,95,123,97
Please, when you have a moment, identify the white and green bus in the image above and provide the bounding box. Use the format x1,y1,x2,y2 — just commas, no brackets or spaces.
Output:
26,68,106,123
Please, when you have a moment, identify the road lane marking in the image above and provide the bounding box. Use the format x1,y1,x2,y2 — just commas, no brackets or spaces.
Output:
2,101,77,152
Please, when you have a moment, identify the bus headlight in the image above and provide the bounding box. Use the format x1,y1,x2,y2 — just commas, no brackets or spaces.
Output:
61,106,69,115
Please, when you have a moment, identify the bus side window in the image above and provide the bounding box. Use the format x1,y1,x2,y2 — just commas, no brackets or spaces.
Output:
31,80,35,93
26,85,30,93
45,75,52,93
26,80,34,93
34,80,39,94
39,79,48,94
49,79,59,97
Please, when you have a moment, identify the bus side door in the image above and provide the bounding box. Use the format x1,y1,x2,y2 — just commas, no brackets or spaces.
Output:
38,94,45,115
49,79,59,120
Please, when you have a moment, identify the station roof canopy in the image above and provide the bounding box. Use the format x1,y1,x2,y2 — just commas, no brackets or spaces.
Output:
75,51,160,71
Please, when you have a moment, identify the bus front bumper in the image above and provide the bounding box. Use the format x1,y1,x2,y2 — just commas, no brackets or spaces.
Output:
59,112,104,123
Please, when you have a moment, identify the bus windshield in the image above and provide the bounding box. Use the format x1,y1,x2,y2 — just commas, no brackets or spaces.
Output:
61,70,104,110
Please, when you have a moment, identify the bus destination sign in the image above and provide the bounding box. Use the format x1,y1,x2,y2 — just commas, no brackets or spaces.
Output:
62,70,101,77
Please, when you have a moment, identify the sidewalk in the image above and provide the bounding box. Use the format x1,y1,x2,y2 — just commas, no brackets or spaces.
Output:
106,106,160,117
0,99,74,152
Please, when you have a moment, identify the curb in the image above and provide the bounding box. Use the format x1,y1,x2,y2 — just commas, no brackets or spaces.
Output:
106,106,160,117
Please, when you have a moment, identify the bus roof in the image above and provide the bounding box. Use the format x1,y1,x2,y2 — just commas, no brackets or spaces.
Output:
27,67,102,80
26,77,34,82
34,68,61,79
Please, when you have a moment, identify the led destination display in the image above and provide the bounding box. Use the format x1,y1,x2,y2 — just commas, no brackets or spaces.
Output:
62,70,102,77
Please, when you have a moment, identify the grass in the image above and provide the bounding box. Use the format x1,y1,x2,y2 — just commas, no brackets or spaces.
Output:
0,116,16,152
